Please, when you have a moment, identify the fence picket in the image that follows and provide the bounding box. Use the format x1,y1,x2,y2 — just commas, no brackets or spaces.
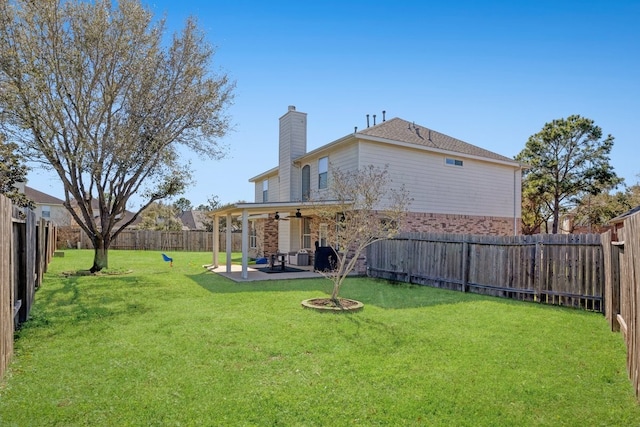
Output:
367,232,603,311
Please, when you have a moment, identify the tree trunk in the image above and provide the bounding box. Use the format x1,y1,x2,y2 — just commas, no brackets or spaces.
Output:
90,237,109,273
331,282,341,302
552,197,560,234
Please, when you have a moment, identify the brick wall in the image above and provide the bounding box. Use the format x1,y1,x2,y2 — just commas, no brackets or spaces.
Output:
262,217,279,256
402,211,519,236
252,211,520,260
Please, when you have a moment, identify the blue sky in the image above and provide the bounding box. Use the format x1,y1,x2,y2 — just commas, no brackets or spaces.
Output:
27,0,639,208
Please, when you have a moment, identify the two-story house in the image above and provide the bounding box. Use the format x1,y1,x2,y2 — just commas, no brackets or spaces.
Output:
213,106,524,278
21,185,72,226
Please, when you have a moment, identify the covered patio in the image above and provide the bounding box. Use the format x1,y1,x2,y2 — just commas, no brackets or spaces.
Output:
211,201,332,280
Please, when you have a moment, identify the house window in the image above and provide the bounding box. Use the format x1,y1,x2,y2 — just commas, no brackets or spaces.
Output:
302,217,311,249
319,223,328,247
249,221,257,249
41,206,51,218
318,157,328,189
262,179,268,202
301,165,310,201
445,158,463,167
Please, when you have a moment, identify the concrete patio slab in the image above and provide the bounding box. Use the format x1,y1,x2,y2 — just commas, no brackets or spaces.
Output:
204,264,323,282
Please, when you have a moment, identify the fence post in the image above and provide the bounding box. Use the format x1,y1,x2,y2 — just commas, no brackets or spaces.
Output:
461,240,469,292
534,240,543,302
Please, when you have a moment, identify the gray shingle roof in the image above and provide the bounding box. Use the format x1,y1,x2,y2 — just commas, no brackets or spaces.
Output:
357,117,515,163
179,210,209,230
24,186,65,205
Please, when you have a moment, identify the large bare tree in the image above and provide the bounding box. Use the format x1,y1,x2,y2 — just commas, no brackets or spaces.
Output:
311,164,411,306
0,0,234,271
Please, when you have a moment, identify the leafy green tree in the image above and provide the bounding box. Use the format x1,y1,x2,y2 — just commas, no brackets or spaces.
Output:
139,202,183,231
0,133,33,208
516,115,621,234
195,195,221,212
0,0,233,271
572,182,640,231
173,197,193,215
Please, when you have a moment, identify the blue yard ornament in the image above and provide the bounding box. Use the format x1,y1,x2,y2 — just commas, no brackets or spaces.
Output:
162,253,173,267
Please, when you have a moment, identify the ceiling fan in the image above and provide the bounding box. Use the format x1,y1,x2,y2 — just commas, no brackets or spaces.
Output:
294,208,313,219
273,212,289,221
274,209,310,221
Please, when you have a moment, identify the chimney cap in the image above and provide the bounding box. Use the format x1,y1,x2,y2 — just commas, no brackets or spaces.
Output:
288,105,296,111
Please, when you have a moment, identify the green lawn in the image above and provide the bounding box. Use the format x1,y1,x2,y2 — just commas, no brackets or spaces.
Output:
0,250,638,426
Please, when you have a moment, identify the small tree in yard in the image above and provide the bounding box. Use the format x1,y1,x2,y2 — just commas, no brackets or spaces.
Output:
311,164,411,306
0,0,233,272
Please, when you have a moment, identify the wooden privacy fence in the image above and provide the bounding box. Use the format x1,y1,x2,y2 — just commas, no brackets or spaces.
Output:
602,211,640,399
58,227,241,252
0,194,57,380
367,232,603,311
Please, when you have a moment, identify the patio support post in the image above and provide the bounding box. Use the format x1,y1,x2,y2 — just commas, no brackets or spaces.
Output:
241,209,249,279
213,214,219,268
226,213,232,273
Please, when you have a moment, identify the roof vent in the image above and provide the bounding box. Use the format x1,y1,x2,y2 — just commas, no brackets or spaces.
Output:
373,114,377,125
366,114,370,128
288,105,296,111
382,110,386,122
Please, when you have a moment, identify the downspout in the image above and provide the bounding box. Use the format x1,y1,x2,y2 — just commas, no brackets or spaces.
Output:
513,164,522,235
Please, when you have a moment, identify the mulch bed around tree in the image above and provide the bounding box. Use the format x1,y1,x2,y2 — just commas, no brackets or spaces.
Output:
301,298,364,312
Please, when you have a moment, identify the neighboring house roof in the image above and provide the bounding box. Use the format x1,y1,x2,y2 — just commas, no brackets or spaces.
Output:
69,198,142,227
24,186,65,205
609,205,640,225
179,210,209,230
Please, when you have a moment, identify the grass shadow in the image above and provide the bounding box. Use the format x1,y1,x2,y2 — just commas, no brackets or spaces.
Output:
186,270,509,311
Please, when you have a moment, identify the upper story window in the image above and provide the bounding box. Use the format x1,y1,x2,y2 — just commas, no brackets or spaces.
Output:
445,157,463,167
318,156,328,190
301,165,311,201
262,180,268,202
41,206,51,218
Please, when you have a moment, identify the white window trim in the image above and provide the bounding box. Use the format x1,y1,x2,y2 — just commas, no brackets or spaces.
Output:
445,157,463,167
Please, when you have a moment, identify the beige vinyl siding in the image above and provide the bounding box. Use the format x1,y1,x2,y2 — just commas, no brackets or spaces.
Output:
297,142,358,196
268,175,280,202
253,181,261,203
288,218,301,252
290,165,301,201
328,143,358,173
253,174,280,203
278,220,291,253
358,141,520,218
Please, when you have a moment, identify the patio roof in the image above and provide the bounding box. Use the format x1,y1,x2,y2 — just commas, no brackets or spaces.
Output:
211,199,350,280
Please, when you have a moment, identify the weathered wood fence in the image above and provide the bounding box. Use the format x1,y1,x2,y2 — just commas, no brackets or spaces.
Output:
603,211,640,399
1,194,57,379
57,227,241,252
367,232,603,311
